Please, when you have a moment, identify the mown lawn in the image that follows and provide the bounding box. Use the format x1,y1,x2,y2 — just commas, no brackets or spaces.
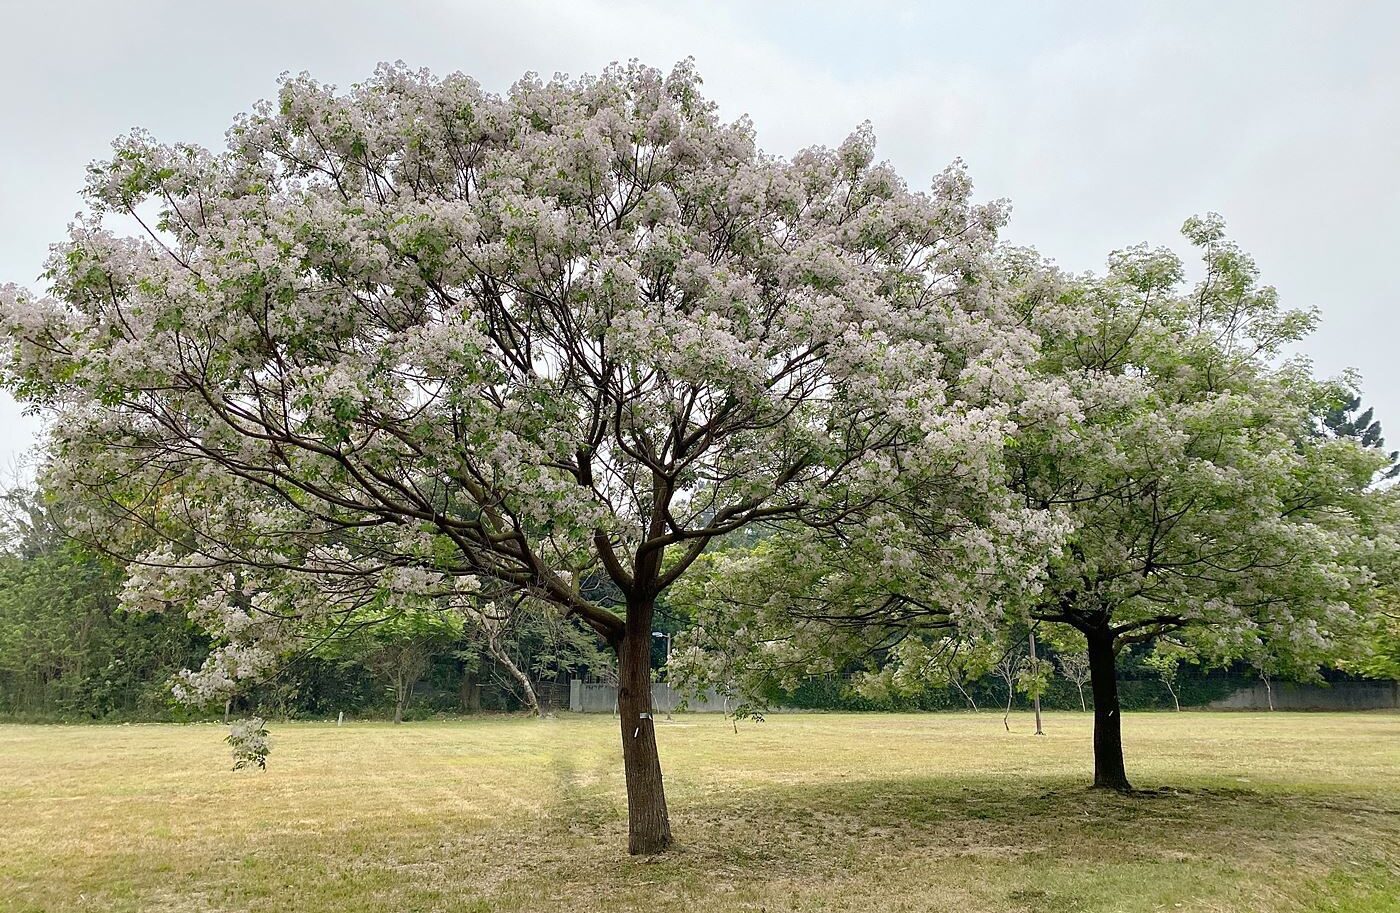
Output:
1,711,1396,912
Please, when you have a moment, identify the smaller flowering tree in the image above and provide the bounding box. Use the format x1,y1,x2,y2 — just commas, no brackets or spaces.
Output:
675,217,1395,793
997,217,1396,789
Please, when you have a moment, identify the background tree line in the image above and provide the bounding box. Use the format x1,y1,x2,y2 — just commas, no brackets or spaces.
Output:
2,476,1391,722
0,485,621,720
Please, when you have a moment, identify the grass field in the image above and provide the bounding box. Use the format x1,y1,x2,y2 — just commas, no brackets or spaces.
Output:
1,711,1397,912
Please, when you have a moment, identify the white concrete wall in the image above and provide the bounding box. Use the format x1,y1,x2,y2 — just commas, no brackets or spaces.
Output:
569,680,733,713
1207,680,1399,710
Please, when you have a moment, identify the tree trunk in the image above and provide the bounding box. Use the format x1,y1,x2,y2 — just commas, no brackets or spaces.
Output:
615,596,672,855
1166,680,1180,712
393,669,407,724
1085,626,1131,791
953,678,979,712
458,670,481,713
1076,684,1086,713
489,635,540,717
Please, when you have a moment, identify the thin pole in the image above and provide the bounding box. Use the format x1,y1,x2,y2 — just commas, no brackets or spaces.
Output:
1029,628,1044,736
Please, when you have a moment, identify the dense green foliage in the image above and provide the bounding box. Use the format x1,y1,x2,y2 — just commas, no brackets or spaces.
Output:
2,529,1381,720
0,506,608,721
772,666,1242,713
0,544,205,718
0,469,1390,722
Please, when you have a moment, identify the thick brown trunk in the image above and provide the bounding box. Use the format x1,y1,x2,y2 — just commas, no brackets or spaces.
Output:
1086,626,1131,791
616,596,672,855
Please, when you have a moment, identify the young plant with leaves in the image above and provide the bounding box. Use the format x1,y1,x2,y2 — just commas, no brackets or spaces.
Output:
1140,644,1189,712
1055,650,1092,712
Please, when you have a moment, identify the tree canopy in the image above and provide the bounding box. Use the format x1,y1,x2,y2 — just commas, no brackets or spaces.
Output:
0,60,1053,853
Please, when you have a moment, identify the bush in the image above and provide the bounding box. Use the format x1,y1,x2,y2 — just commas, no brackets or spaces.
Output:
769,672,1245,713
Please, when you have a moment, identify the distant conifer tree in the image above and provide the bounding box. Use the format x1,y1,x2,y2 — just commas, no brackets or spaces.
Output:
1325,393,1400,482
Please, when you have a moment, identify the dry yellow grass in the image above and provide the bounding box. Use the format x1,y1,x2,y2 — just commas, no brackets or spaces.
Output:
2,711,1397,912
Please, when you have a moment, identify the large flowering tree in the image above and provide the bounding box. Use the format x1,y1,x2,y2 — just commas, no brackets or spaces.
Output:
0,62,1029,853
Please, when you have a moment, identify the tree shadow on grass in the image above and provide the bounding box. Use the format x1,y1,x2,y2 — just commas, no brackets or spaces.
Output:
507,774,1400,912
540,749,624,838
106,770,1395,913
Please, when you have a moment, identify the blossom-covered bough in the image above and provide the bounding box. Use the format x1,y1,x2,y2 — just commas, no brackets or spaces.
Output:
0,61,1032,853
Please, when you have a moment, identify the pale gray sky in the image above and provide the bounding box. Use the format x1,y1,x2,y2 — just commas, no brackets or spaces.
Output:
3,1,1398,468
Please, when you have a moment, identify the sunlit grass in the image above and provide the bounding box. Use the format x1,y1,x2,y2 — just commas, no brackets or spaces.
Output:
2,711,1396,912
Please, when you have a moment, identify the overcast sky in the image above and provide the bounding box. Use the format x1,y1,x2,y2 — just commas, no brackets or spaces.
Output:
2,1,1398,470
